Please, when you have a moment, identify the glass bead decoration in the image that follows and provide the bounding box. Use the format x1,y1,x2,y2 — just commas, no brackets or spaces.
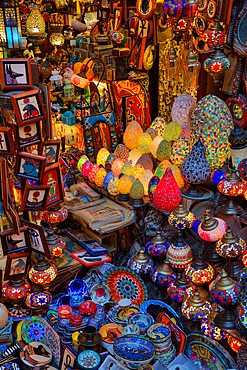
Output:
128,149,142,166
156,140,172,162
96,148,110,167
167,276,195,303
172,94,196,130
118,175,132,194
153,168,182,212
50,33,65,46
88,165,100,183
148,175,160,202
190,94,233,169
168,203,195,230
114,144,129,162
77,155,89,172
131,164,145,179
108,177,119,196
137,133,152,154
94,168,107,187
139,170,153,195
105,153,117,172
162,121,182,142
170,137,191,167
151,117,167,136
150,136,164,157
215,226,246,258
111,159,124,178
130,179,144,200
150,259,176,287
120,162,133,176
210,270,241,306
154,160,172,179
166,238,193,269
185,257,214,286
198,210,227,242
103,172,115,190
123,121,143,149
201,313,226,341
180,140,211,184
81,160,93,178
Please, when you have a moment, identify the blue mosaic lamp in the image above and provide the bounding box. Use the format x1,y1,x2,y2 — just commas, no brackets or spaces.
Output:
168,202,195,230
145,231,170,259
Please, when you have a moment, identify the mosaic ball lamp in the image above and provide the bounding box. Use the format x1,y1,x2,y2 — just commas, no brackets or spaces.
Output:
148,175,160,202
137,133,152,154
211,169,227,185
123,121,143,150
210,269,241,330
238,158,247,182
25,290,52,312
228,122,247,169
150,258,176,287
128,248,154,275
50,32,65,46
242,250,247,269
88,165,100,183
29,255,57,288
128,149,142,166
181,290,212,333
170,137,191,167
120,162,133,177
103,172,115,190
150,135,164,158
166,231,193,272
203,22,227,49
162,121,182,142
163,0,187,20
136,154,153,172
146,127,158,140
153,168,182,212
203,45,231,87
216,226,246,277
198,208,227,242
201,304,227,340
42,205,68,229
46,229,66,259
81,160,93,178
109,30,127,45
105,153,117,173
155,139,172,162
227,335,243,353
111,158,124,178
154,159,172,179
129,179,144,207
107,177,119,196
114,144,129,162
151,117,167,136
168,202,195,230
145,230,170,259
190,94,233,170
139,170,153,195
180,140,211,198
96,148,110,167
94,168,107,187
171,164,185,188
117,175,132,201
2,279,31,319
167,272,195,303
171,94,196,130
77,155,89,172
131,164,145,179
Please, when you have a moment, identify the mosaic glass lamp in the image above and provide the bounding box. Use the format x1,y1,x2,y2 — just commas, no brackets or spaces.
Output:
105,153,117,173
210,270,241,330
166,231,193,273
114,144,129,162
201,304,227,340
146,127,158,140
29,255,57,290
139,170,153,195
180,140,211,198
111,159,124,178
150,135,164,158
120,162,133,177
150,258,176,301
103,172,115,190
117,174,132,201
129,179,144,207
136,154,153,172
203,43,231,87
95,168,107,187
216,226,246,278
50,32,64,46
81,160,93,178
154,159,172,179
123,121,143,150
2,279,31,320
181,290,212,333
96,148,110,168
148,175,160,202
131,164,145,180
145,230,170,259
228,123,247,170
128,248,154,275
88,165,100,183
128,149,142,166
171,94,195,130
42,205,68,231
155,140,171,162
77,155,89,172
107,177,119,196
203,18,227,49
45,229,66,259
137,133,152,154
25,289,52,315
162,121,182,142
163,0,186,21
168,202,195,230
170,137,191,167
150,117,167,137
167,272,195,303
238,158,247,182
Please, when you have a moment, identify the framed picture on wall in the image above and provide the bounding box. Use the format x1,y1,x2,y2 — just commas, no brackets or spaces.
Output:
39,83,52,139
113,7,123,30
19,184,51,212
0,58,33,91
15,152,46,183
13,121,43,149
43,163,64,209
0,226,30,255
0,157,8,211
21,220,51,258
0,127,15,156
39,140,60,167
4,251,30,280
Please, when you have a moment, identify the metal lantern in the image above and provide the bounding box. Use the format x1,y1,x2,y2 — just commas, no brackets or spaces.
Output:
228,123,247,170
203,44,231,87
0,0,22,49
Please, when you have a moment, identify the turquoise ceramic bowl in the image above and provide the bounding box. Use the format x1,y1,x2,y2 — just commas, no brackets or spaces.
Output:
77,350,101,370
113,334,154,361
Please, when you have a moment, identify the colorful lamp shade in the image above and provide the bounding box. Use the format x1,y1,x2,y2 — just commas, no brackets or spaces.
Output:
130,179,144,207
162,121,182,142
2,279,31,300
81,160,93,178
127,248,154,275
166,231,193,271
148,175,160,202
114,144,129,162
46,229,66,259
111,158,124,178
238,158,247,182
227,335,243,353
242,251,247,268
190,94,233,170
163,0,187,20
168,202,195,230
137,133,152,154
167,273,195,303
29,256,57,285
139,170,153,195
153,168,182,212
103,172,115,190
145,230,170,259
25,291,52,310
42,205,68,228
120,162,133,177
136,154,154,172
181,290,212,322
215,226,246,259
155,139,171,162
203,45,231,86
151,117,167,137
171,164,185,188
117,175,132,201
128,149,142,166
77,155,89,172
203,24,227,49
146,127,158,140
185,255,214,286
123,121,143,150
228,123,247,169
150,259,176,287
201,304,227,341
96,148,110,167
170,137,191,167
88,165,100,183
131,164,145,179
105,153,117,173
211,169,227,185
49,32,65,46
107,177,119,196
154,160,172,179
109,30,127,45
150,135,164,158
95,168,107,187
198,209,227,242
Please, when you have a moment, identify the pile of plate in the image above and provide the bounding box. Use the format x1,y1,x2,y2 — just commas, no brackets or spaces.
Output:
20,342,52,368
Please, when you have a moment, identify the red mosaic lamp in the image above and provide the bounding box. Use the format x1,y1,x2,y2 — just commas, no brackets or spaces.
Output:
2,279,31,320
166,231,193,273
203,18,227,49
45,229,66,259
167,272,195,304
42,204,68,230
29,255,57,290
203,42,231,87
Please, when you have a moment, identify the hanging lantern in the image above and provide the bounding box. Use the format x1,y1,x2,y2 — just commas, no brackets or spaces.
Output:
228,123,247,169
0,0,22,49
182,46,201,90
163,40,181,82
185,0,198,20
203,44,231,87
203,21,227,49
163,0,187,21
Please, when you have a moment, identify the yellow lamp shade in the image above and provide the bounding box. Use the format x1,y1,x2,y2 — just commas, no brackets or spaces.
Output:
150,136,164,158
114,144,129,162
154,159,172,179
108,177,119,195
171,164,184,188
137,133,152,154
111,158,124,178
128,149,142,166
74,62,83,74
77,155,89,172
71,74,90,89
118,175,132,194
97,148,110,167
95,168,107,187
151,117,167,136
156,139,172,162
130,179,144,199
162,121,182,142
123,121,143,149
120,162,133,176
131,164,145,179
170,137,191,167
137,154,154,172
146,127,158,140
139,170,153,195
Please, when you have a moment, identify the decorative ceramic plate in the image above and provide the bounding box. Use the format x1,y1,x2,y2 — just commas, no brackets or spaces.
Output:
185,334,236,370
68,278,88,298
108,305,140,326
90,284,111,305
24,342,52,366
77,350,101,369
21,317,46,344
102,267,148,306
99,323,124,343
239,299,247,328
139,300,182,328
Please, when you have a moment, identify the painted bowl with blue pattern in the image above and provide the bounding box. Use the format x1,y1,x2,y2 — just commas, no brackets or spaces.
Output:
113,334,154,361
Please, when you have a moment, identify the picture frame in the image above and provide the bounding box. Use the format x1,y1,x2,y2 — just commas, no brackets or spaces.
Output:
71,250,111,266
196,0,208,12
136,0,156,19
43,163,65,209
39,83,52,139
0,157,8,211
207,0,217,19
0,226,30,255
0,58,33,91
4,251,30,281
127,7,137,33
39,140,61,167
15,152,46,183
19,184,51,212
0,127,15,156
113,7,123,30
13,121,43,150
5,205,21,235
10,89,46,127
60,345,77,370
195,15,207,35
21,220,51,258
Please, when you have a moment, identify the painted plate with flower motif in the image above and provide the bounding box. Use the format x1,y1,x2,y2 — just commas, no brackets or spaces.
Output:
90,284,111,305
21,316,46,344
102,267,148,307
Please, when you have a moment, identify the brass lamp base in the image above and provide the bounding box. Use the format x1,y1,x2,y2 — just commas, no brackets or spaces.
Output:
185,320,203,334
202,242,225,268
130,198,144,208
218,197,243,215
214,309,237,330
224,259,244,280
118,194,130,202
149,286,172,304
182,184,204,198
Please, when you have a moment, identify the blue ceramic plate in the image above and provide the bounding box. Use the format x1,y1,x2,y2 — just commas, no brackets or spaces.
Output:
68,278,88,297
77,350,101,370
113,335,154,361
57,294,71,308
139,300,182,328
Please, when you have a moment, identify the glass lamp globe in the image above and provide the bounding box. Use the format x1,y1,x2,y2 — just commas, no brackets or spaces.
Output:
198,209,227,242
182,48,201,90
167,272,195,304
171,137,191,167
2,279,31,320
154,160,172,179
128,149,142,166
137,133,152,154
145,230,170,259
50,32,65,46
151,117,167,136
94,168,107,187
96,148,110,167
139,170,153,195
130,179,144,207
147,127,158,140
117,175,132,201
172,94,196,130
228,123,247,169
88,165,100,183
166,231,193,273
163,40,181,82
29,256,57,289
46,229,66,259
150,258,176,301
105,153,117,173
131,164,145,179
150,135,164,158
120,162,133,176
238,158,247,182
111,158,124,178
81,160,93,178
227,335,243,353
103,172,115,190
107,177,119,196
168,202,195,230
128,248,154,275
153,168,182,212
137,154,154,172
123,121,143,149
203,45,231,87
156,139,171,162
114,144,129,162
162,121,182,142
148,175,160,202
171,164,185,188
77,155,89,172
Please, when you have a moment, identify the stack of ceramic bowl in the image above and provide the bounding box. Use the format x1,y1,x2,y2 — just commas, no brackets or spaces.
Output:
147,323,176,366
20,342,52,368
99,323,124,350
128,313,154,334
113,334,155,369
